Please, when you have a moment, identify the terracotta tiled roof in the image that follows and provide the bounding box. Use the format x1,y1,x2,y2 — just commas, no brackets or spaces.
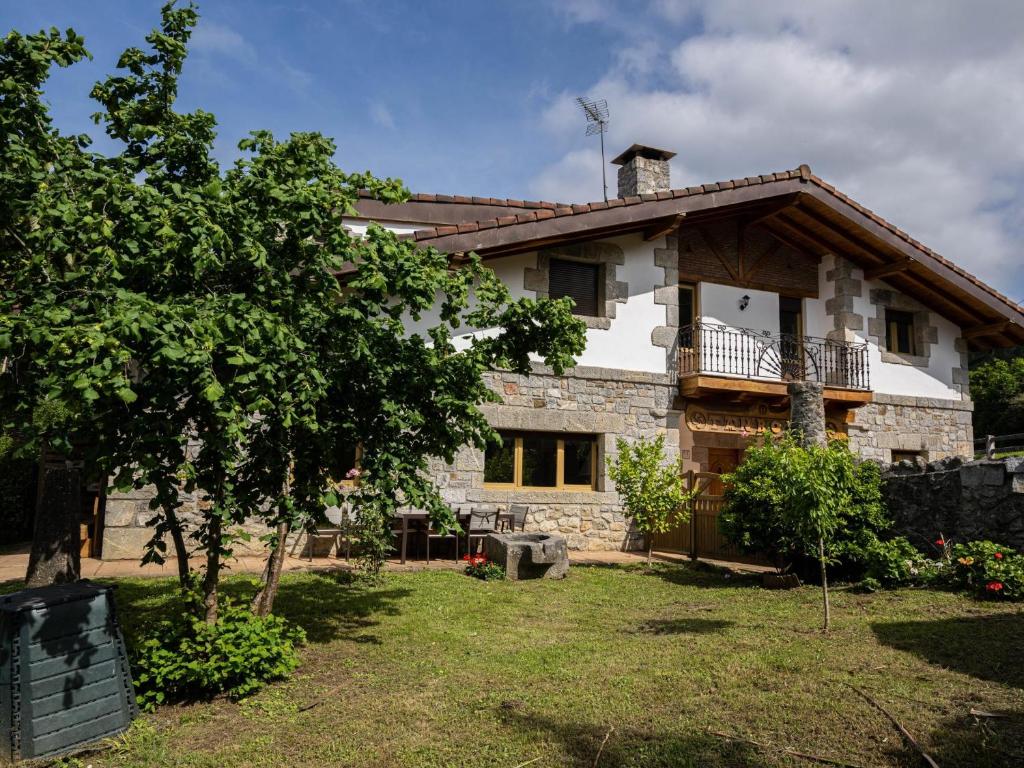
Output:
407,167,810,242
804,174,1024,315
356,189,569,210
407,165,1023,317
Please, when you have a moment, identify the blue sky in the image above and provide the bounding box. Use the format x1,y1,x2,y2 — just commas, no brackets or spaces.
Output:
3,1,636,199
4,1,1023,301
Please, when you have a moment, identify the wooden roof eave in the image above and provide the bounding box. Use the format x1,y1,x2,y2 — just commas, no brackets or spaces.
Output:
415,179,807,259
783,189,1024,348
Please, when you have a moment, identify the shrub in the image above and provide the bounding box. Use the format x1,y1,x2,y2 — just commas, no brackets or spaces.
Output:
720,434,891,580
607,434,693,565
463,553,505,581
859,536,926,587
944,540,1024,600
131,594,305,711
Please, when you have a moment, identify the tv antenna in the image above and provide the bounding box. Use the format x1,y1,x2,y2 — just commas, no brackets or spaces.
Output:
576,96,610,202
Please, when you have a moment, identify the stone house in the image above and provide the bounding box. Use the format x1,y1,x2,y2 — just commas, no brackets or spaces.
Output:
100,144,1024,558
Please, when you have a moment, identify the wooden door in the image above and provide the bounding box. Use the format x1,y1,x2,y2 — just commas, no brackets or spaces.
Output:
706,448,741,493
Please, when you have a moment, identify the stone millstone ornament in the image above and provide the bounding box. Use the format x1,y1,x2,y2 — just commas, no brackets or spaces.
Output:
483,533,569,580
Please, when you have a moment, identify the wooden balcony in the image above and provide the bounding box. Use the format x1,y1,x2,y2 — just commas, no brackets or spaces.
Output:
678,322,872,405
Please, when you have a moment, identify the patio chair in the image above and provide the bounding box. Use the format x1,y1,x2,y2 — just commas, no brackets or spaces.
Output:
424,512,460,562
502,503,529,533
466,506,499,554
335,503,357,561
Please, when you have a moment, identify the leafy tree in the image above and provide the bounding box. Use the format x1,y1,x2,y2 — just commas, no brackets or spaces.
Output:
607,434,691,566
969,352,1024,440
1,3,586,623
720,435,882,631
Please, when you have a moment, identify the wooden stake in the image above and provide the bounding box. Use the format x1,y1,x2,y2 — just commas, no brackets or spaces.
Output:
593,726,615,767
848,686,940,768
708,729,867,768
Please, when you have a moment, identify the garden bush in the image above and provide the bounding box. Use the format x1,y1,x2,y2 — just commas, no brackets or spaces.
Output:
858,536,927,587
463,553,505,581
942,540,1024,600
720,435,910,584
131,593,305,711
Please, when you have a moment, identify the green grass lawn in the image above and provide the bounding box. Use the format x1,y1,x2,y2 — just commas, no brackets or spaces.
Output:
29,563,1024,768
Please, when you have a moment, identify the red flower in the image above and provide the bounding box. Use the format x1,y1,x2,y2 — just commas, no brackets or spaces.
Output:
986,581,1004,592
934,538,945,547
994,552,1004,560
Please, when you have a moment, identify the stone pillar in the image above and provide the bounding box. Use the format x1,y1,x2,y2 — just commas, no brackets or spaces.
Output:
788,381,826,448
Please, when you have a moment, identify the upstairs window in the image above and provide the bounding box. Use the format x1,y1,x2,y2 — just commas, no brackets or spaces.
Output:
484,431,596,490
885,310,916,355
549,258,600,317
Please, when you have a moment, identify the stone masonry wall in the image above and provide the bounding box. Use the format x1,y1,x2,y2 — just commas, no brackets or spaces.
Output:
847,393,974,463
882,457,1024,552
429,363,681,552
102,363,680,559
102,484,272,562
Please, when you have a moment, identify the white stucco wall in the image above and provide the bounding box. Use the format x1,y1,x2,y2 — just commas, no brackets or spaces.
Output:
400,252,537,348
574,234,667,373
341,218,433,237
399,234,669,375
699,283,781,335
812,256,962,400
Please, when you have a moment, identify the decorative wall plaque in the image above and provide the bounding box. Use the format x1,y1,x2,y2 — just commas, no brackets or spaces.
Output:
685,402,788,435
683,401,848,439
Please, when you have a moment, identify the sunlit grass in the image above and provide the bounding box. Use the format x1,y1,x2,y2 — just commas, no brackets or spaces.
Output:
26,564,1024,767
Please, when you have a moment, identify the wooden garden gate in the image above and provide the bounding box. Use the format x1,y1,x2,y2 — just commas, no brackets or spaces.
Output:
650,470,755,563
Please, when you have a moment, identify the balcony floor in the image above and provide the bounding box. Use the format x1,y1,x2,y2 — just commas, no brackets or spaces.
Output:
678,373,873,406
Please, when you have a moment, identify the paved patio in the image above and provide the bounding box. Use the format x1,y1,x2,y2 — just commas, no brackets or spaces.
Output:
0,545,769,584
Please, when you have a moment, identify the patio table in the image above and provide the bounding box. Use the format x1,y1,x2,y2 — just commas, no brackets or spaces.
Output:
392,508,514,563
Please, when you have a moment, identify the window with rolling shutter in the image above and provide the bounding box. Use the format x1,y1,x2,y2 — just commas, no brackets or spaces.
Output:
549,258,600,317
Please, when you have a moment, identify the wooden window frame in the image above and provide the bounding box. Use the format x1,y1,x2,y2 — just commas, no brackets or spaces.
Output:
891,449,923,463
886,309,917,356
484,432,597,491
335,444,363,488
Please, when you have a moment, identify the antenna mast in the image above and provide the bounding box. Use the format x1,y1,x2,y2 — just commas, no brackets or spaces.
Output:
576,96,610,202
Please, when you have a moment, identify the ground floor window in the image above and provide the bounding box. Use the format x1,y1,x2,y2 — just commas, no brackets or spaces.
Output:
330,443,362,486
890,450,922,463
484,432,597,490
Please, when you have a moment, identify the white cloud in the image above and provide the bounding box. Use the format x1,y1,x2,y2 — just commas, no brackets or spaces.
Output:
530,1,1024,299
370,101,396,130
190,21,257,65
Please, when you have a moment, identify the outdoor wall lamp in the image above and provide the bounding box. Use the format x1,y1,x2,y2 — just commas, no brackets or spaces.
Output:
739,295,750,311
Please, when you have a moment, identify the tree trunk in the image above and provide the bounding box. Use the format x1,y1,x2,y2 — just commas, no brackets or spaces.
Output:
647,538,654,567
164,505,191,589
25,455,82,587
251,521,290,617
202,513,222,624
818,536,831,633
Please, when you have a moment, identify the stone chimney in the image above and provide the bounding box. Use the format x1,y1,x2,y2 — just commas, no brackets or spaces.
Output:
610,144,676,197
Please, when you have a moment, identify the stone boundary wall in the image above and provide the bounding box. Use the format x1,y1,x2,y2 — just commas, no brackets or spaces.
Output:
882,457,1024,552
847,393,973,463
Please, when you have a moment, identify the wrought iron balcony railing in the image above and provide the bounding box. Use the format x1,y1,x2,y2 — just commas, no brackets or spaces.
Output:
679,321,871,391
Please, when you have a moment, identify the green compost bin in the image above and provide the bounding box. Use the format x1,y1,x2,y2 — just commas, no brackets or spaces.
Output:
0,581,137,762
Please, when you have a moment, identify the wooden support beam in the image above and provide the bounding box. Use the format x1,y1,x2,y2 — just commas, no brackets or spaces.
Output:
643,213,686,241
891,270,982,327
695,225,740,281
742,240,783,281
864,258,913,280
963,320,1012,339
743,195,800,228
761,216,833,258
